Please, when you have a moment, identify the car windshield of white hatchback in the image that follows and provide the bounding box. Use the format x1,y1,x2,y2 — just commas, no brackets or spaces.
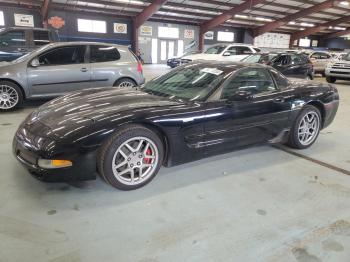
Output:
142,65,226,101
205,45,227,54
343,53,350,61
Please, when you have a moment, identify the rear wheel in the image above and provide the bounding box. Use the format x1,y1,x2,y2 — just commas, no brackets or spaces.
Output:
326,76,336,83
287,105,321,149
0,81,23,111
113,78,137,88
97,125,164,190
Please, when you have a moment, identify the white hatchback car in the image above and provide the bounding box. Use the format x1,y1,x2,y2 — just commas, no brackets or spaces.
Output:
180,44,260,62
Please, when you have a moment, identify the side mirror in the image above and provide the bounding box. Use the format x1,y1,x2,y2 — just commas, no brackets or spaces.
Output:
228,90,253,101
30,58,40,67
223,51,232,56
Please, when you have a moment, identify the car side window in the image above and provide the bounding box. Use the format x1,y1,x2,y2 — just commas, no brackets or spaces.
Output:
38,46,86,66
0,30,26,47
291,54,303,65
33,30,50,46
90,45,120,63
221,68,277,99
225,46,237,56
310,53,320,59
270,69,289,89
236,46,253,55
273,55,290,66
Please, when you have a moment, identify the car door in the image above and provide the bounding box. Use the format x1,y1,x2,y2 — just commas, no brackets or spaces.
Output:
287,54,307,78
203,67,291,151
0,29,29,61
27,45,91,97
89,44,121,87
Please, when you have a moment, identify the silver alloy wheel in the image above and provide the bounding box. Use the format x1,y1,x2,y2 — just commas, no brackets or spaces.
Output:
0,84,19,110
112,136,159,186
118,81,134,88
298,111,320,146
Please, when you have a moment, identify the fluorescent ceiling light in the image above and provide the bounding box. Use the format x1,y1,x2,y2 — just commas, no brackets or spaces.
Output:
111,0,145,5
288,21,296,25
300,22,314,27
256,17,272,22
299,27,305,30
235,14,248,19
340,1,349,6
334,26,346,30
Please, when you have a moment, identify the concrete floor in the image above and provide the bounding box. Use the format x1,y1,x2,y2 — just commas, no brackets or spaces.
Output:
1,64,350,262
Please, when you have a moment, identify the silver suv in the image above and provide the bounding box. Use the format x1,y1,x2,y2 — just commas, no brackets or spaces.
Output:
0,42,145,110
325,52,350,83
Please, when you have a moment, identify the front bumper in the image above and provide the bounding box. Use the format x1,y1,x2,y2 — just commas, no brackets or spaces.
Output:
13,130,97,182
325,68,350,79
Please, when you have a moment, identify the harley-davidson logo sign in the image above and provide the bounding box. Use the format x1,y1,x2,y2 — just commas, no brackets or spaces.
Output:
48,16,65,29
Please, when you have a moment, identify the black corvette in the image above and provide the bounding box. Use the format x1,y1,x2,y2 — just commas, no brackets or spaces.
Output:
13,62,339,190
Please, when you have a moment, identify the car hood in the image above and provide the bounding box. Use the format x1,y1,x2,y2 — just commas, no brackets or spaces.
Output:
29,87,181,134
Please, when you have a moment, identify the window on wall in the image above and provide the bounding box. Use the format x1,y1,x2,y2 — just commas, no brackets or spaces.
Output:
158,27,179,39
77,19,106,33
0,11,4,26
217,31,234,42
299,38,311,47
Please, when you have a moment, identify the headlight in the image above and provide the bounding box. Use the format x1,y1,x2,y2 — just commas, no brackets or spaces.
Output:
38,159,73,169
326,63,333,68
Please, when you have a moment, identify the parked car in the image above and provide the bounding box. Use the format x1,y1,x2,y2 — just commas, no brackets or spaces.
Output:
166,51,200,68
0,27,59,62
243,53,314,79
325,52,350,83
308,51,333,76
0,42,144,110
180,44,260,63
330,52,348,61
13,62,339,190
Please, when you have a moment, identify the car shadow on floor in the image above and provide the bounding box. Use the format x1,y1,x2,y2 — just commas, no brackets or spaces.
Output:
11,142,336,212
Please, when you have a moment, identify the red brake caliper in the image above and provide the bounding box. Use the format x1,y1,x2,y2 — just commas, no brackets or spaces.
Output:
144,148,153,164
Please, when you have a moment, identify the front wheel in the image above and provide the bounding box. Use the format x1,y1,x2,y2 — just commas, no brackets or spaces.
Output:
287,105,321,149
326,76,336,83
113,78,137,88
0,81,23,111
97,125,164,190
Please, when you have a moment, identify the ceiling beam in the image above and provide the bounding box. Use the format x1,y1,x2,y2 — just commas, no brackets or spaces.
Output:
200,0,266,33
41,0,51,28
253,0,341,37
134,0,168,29
291,15,350,41
322,27,350,39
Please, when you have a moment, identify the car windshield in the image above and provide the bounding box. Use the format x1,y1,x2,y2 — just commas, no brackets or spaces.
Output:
343,53,350,61
141,65,227,101
243,54,277,63
205,45,227,54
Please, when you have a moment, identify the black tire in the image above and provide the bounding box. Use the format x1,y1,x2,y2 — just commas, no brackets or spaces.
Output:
97,125,164,190
113,78,137,88
287,105,321,149
0,81,23,111
321,71,326,77
326,76,336,83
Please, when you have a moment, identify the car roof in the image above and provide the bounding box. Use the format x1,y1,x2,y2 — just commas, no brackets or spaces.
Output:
188,61,269,72
3,27,50,31
42,41,129,49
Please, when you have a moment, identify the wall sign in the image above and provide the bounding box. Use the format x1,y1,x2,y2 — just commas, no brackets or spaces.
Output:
114,23,127,34
312,40,318,47
254,32,290,48
140,25,152,36
204,31,214,40
184,29,194,39
48,16,65,29
14,14,34,27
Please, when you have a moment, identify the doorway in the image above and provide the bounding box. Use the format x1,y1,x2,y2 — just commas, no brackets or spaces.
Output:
152,39,184,64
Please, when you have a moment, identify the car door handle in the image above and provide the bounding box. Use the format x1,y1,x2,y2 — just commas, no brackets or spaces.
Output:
274,97,285,103
81,68,88,72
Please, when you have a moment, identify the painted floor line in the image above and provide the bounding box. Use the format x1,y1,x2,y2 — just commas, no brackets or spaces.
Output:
274,145,350,176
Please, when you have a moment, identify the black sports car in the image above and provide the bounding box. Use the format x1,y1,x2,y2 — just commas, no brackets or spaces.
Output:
13,62,339,190
243,53,314,80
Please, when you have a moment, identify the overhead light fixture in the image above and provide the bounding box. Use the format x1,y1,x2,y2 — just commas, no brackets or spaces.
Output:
235,14,248,19
329,26,333,29
334,26,346,30
340,1,349,6
112,0,145,5
300,27,305,30
300,22,314,27
255,17,273,22
288,21,296,25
